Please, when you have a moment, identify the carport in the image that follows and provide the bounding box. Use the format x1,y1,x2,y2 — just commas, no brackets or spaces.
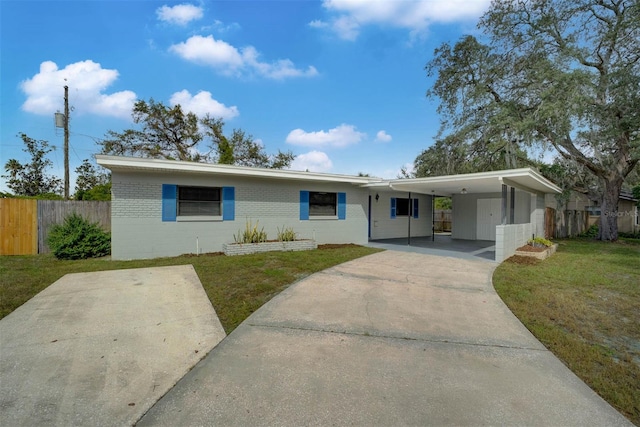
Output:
363,168,561,262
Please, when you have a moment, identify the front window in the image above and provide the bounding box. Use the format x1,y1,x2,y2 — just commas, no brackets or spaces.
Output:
396,198,412,216
178,186,221,216
309,191,337,216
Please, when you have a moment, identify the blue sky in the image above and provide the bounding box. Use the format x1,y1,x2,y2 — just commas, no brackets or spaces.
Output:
1,0,491,191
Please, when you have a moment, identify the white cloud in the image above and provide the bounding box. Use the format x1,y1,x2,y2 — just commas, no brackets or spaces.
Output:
169,35,244,72
169,35,318,79
285,124,365,148
157,4,203,26
315,0,491,40
375,130,392,142
20,60,136,119
290,151,333,172
169,90,239,119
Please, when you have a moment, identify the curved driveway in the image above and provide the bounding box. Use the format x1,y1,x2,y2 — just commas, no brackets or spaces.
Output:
139,251,630,426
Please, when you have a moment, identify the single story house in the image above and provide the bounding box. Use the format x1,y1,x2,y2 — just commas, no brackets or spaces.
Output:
96,155,562,262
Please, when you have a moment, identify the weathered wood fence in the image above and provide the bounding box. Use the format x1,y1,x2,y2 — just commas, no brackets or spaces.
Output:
545,207,589,238
0,199,110,255
433,210,452,232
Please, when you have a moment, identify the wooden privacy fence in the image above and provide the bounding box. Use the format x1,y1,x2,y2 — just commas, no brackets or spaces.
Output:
0,199,38,255
545,207,589,238
38,200,111,254
433,210,452,232
0,199,110,255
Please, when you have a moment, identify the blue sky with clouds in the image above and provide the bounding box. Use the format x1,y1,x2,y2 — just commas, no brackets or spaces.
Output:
1,0,491,191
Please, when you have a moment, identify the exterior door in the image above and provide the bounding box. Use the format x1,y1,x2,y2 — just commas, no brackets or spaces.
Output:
477,198,501,240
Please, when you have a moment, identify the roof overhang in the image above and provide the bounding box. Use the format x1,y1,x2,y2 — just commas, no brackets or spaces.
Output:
362,168,561,196
96,155,380,185
96,156,561,195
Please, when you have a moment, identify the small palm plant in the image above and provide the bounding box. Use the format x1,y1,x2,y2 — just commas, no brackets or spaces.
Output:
277,226,297,242
233,219,268,243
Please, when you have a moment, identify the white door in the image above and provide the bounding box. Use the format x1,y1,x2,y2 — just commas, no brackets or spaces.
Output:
477,198,502,240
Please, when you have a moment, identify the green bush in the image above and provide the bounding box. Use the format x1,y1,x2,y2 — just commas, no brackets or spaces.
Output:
619,231,640,239
579,224,599,238
47,213,111,259
527,236,553,247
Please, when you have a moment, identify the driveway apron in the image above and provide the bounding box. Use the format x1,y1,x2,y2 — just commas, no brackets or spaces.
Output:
0,265,226,427
138,251,630,426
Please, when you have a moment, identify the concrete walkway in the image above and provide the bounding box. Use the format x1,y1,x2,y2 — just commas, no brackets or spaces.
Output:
138,251,630,426
0,265,226,427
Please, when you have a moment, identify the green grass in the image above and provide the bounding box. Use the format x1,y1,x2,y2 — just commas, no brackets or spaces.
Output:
493,238,640,425
0,245,382,333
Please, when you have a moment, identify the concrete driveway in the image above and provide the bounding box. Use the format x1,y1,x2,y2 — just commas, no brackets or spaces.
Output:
138,251,630,426
0,265,226,427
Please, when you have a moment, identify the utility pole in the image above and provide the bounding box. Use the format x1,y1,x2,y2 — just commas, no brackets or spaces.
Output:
64,85,69,200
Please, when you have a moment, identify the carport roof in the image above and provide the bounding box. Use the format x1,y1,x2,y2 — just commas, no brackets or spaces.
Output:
362,168,561,196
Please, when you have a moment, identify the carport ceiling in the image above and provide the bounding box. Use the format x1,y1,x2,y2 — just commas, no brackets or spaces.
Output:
364,168,561,196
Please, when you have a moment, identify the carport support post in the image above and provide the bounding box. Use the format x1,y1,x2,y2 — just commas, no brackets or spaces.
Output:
510,187,515,224
407,192,411,246
432,195,435,242
501,184,508,225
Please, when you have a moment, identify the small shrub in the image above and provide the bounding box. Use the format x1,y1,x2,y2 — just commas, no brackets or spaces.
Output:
619,231,640,239
234,219,268,244
579,224,599,238
277,226,297,242
47,213,111,259
527,236,553,248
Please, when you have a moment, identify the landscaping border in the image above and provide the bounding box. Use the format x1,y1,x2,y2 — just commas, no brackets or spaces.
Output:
222,240,317,256
514,243,558,260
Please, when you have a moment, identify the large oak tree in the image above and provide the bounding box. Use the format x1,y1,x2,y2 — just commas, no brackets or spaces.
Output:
100,99,294,169
427,0,640,240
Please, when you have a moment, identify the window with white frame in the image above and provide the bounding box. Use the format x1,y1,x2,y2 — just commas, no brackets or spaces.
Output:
178,186,221,216
309,191,337,216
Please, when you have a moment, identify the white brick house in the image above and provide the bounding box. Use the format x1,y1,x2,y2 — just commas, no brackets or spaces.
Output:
97,156,561,261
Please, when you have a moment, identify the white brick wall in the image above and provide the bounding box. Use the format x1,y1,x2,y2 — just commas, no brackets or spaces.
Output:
496,223,533,262
110,171,369,260
222,240,317,256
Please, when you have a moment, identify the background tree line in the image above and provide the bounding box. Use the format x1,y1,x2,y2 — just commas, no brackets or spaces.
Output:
2,99,295,200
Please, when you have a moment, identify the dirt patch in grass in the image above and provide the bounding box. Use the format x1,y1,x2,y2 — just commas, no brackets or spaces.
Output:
515,244,547,252
494,239,640,425
318,243,361,249
504,255,541,265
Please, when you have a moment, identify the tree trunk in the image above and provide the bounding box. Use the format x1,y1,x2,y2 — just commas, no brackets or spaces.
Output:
598,177,623,241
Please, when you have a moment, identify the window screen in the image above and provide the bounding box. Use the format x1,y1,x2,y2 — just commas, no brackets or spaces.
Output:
309,191,337,216
178,186,221,216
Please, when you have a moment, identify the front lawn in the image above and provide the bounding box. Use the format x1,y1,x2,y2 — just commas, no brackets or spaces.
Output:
0,245,382,333
493,238,640,425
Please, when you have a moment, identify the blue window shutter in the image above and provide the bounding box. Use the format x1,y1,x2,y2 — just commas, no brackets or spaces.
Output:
300,191,309,220
222,187,235,221
390,198,396,219
162,184,177,222
338,192,346,220
413,199,419,219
